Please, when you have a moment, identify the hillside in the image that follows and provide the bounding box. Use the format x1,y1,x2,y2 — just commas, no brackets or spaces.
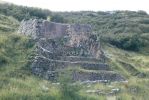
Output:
0,3,51,21
53,11,149,52
56,11,149,33
0,3,149,100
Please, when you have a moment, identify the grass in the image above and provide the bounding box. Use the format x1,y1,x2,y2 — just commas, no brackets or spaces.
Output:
99,42,149,100
102,42,149,75
0,14,19,33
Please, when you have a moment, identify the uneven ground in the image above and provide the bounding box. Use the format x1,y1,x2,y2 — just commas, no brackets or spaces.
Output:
0,12,149,100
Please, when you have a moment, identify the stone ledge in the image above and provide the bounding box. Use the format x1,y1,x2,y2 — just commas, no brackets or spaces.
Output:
32,56,110,71
72,70,125,82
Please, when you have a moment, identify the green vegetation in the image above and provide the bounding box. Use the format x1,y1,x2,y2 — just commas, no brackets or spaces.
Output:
0,3,51,21
100,43,149,100
101,33,146,51
0,14,19,33
50,14,67,23
57,11,149,33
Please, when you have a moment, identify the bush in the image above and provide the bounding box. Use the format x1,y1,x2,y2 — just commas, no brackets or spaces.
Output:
0,4,51,21
102,33,144,51
51,14,66,23
0,55,8,65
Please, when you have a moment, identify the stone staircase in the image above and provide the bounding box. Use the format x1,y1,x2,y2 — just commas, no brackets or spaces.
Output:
32,54,125,82
72,70,125,82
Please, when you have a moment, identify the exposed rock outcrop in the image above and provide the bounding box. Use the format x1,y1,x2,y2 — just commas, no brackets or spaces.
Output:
18,19,125,82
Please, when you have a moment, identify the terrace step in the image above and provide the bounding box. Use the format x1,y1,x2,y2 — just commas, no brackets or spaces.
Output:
32,56,110,71
33,69,125,82
60,56,103,63
72,70,125,82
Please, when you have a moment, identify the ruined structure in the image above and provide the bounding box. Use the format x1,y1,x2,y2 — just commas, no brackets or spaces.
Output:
18,19,125,82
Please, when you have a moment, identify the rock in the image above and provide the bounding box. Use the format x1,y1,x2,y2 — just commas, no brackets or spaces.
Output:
41,85,49,92
86,89,104,95
111,88,120,94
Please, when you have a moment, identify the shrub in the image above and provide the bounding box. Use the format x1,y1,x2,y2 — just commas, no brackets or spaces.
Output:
101,33,144,51
50,14,66,23
0,4,51,21
0,54,8,65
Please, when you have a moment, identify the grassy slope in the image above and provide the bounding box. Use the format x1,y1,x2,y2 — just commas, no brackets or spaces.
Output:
0,14,55,99
57,11,149,34
0,14,44,99
101,42,149,100
0,14,19,33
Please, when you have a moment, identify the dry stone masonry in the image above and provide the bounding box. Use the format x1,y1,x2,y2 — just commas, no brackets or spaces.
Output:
18,19,125,82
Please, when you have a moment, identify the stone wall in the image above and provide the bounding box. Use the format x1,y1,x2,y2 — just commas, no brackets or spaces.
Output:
18,19,91,39
18,19,102,59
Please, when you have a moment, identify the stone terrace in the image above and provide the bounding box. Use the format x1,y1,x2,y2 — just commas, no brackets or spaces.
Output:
18,19,125,82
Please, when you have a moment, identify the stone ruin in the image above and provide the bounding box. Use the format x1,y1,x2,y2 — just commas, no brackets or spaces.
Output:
18,19,125,82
